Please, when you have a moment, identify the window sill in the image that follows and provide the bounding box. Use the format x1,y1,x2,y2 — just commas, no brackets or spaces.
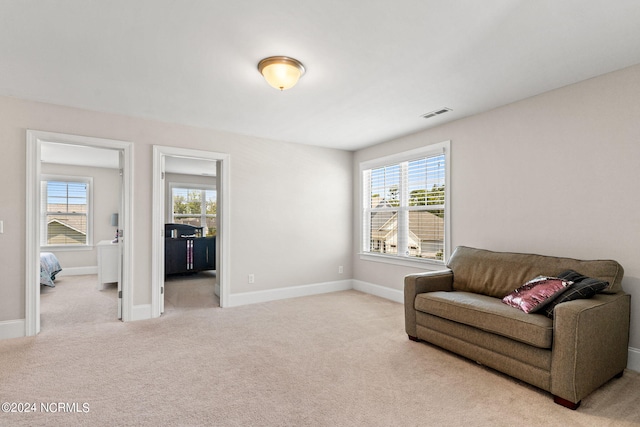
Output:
40,245,94,252
359,253,445,270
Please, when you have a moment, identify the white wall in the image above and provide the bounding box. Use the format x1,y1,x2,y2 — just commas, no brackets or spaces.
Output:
40,163,120,269
0,95,353,322
353,64,640,350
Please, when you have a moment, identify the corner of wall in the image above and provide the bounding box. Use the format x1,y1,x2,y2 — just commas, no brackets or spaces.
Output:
352,280,404,303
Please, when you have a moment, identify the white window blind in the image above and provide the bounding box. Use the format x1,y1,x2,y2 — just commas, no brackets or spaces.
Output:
41,177,92,246
362,142,449,264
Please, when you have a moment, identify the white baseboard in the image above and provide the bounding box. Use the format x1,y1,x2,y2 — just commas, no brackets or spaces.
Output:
131,304,152,321
0,319,25,339
352,280,404,303
57,266,98,277
227,280,353,307
627,347,640,373
226,279,406,308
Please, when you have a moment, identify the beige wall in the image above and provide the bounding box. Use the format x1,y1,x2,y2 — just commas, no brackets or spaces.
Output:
0,95,353,321
40,163,120,269
353,64,640,349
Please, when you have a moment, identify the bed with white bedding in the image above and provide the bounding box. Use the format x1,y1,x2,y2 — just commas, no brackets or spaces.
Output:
40,252,62,287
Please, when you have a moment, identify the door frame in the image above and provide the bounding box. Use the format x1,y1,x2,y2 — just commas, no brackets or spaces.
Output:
151,145,230,315
25,130,134,335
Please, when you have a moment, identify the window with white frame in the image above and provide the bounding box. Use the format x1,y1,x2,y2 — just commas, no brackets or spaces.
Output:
171,185,217,236
361,141,450,265
41,176,93,247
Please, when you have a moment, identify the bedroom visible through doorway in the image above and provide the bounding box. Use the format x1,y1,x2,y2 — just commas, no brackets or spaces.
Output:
151,145,230,317
39,142,123,329
26,130,134,336
164,159,218,312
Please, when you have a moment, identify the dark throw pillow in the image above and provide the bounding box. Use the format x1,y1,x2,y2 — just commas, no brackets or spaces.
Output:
556,269,589,283
502,276,573,314
542,270,609,318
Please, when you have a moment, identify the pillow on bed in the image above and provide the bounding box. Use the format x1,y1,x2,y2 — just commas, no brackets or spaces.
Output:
541,270,609,318
502,276,573,314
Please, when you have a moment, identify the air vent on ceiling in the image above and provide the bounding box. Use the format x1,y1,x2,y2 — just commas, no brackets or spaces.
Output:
421,107,452,119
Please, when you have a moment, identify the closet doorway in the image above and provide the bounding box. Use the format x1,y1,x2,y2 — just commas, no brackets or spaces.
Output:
151,146,230,317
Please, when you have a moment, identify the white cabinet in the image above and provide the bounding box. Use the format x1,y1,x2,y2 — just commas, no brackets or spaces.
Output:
97,240,119,290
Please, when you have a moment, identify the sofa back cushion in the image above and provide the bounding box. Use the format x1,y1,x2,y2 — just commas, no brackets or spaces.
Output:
447,246,624,298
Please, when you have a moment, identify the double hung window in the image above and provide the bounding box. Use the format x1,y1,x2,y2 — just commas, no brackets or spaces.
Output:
41,176,92,247
361,141,450,265
171,185,217,236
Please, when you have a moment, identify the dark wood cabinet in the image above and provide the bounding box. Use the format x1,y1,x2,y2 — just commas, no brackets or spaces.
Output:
165,238,187,275
164,223,216,276
193,237,215,271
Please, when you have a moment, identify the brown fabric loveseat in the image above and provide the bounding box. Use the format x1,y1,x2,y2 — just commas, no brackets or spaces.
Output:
404,246,630,409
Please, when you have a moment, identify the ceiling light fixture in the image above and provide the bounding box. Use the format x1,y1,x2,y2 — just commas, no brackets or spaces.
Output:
258,56,305,91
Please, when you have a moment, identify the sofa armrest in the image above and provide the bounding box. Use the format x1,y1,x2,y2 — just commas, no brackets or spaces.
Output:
551,292,630,404
404,269,454,338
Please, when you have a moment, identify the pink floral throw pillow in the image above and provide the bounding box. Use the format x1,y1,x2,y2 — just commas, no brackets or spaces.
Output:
502,276,573,313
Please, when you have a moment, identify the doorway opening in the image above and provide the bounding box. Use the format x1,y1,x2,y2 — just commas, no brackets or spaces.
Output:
26,130,133,336
152,146,230,317
164,163,218,311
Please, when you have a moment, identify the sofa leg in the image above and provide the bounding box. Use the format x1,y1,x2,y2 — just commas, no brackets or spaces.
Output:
553,395,580,410
408,335,421,342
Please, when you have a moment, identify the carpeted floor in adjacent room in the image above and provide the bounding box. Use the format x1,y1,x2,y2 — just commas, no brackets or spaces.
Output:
1,277,639,426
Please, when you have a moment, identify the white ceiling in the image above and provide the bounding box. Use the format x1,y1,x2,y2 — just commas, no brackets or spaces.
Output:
3,1,640,151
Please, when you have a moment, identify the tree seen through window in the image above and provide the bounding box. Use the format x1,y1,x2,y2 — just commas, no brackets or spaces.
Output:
172,188,217,236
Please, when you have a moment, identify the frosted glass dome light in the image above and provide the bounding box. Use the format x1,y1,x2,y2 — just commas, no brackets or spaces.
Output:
258,56,305,91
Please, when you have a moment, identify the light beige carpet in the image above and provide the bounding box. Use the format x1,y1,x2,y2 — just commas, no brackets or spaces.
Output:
1,286,639,426
40,274,120,330
164,271,219,311
40,272,219,330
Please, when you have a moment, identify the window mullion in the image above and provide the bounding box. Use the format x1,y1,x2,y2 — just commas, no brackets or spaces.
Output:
397,162,409,257
200,189,206,228
362,169,372,253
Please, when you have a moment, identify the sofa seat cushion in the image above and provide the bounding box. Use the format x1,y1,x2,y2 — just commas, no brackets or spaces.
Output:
414,291,554,348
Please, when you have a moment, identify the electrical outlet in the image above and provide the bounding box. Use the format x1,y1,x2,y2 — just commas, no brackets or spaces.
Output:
248,274,255,284
338,265,344,274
